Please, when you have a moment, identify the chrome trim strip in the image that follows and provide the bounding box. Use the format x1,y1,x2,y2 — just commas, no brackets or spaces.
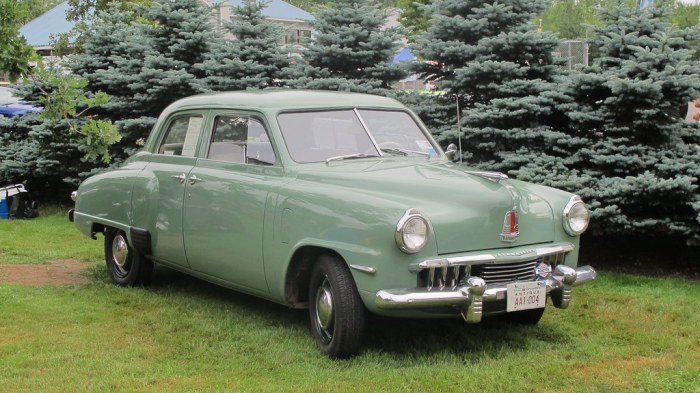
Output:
414,243,575,271
536,243,575,256
464,170,509,183
354,108,383,157
349,265,376,275
419,254,496,269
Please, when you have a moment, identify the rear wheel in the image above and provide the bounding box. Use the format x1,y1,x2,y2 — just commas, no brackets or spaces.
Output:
506,307,545,325
104,227,153,286
308,254,365,358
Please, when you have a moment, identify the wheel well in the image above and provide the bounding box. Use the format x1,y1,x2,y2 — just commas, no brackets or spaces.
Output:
284,246,344,309
90,223,107,239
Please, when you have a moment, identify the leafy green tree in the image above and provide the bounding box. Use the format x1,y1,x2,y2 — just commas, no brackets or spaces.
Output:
0,66,114,199
1,0,120,166
397,0,431,37
28,67,120,162
0,0,38,81
561,3,700,243
202,0,288,91
411,0,574,175
670,2,700,59
65,0,151,21
286,0,405,93
539,0,609,39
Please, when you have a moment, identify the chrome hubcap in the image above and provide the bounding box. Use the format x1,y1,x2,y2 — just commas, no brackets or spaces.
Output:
315,278,334,332
112,234,129,268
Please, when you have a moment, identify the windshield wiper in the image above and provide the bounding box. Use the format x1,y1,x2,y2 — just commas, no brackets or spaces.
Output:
325,153,380,164
380,147,430,157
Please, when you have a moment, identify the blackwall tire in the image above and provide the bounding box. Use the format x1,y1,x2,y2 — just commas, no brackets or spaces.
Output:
308,254,365,359
104,227,153,286
506,307,546,325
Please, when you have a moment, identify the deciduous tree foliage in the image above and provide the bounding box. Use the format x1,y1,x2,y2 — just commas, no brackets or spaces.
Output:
285,0,405,93
560,4,700,242
396,0,431,38
202,0,288,91
0,0,37,81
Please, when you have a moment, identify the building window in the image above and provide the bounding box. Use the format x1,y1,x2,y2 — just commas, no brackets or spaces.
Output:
284,29,311,45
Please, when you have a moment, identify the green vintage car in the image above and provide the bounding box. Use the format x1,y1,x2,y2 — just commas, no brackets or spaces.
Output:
70,90,596,358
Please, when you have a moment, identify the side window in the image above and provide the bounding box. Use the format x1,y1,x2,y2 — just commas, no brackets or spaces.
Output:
207,116,276,165
158,115,204,157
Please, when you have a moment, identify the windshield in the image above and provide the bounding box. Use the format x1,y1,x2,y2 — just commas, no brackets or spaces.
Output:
277,109,438,163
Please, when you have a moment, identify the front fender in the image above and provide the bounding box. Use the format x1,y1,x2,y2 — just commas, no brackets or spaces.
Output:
265,185,439,302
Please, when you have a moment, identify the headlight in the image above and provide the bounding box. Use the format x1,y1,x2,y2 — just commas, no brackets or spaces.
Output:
563,196,589,236
395,208,429,253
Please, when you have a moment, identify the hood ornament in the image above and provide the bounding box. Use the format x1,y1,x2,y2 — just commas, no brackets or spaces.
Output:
500,210,519,242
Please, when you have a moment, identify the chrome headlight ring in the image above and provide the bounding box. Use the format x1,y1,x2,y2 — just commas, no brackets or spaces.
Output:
395,208,429,254
563,196,590,236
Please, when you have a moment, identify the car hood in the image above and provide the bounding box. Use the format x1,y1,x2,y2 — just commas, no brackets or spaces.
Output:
293,159,556,254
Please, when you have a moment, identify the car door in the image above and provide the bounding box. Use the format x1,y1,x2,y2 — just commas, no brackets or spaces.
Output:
143,112,206,269
182,113,281,293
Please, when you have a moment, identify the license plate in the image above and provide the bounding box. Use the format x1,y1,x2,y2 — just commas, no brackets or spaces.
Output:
507,281,546,312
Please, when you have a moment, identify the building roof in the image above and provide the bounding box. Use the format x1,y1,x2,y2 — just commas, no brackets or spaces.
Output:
20,0,312,49
210,0,312,22
19,1,73,48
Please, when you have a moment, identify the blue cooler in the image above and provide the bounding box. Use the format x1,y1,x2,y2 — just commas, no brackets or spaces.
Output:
0,197,8,219
1,184,28,219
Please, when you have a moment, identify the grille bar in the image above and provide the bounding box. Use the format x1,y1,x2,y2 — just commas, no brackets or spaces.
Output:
418,252,569,289
472,260,537,284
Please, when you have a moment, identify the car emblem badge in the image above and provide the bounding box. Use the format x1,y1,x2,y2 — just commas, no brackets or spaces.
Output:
535,262,552,279
500,210,519,242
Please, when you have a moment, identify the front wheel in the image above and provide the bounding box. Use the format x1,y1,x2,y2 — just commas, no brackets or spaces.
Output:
104,227,153,286
308,254,365,358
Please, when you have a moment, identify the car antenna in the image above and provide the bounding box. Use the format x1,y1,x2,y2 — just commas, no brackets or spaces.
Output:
456,94,463,164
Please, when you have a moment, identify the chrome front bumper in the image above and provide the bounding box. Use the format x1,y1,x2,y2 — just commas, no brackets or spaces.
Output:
375,265,596,323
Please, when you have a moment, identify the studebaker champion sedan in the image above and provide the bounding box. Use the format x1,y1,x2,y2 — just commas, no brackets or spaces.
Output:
69,90,596,358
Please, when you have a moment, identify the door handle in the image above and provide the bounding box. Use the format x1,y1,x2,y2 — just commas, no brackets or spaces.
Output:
171,173,186,184
188,175,203,185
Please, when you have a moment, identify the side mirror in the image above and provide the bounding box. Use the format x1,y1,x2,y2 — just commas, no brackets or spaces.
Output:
445,143,458,160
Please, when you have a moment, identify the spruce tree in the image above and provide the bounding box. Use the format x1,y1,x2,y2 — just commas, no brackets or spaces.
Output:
563,4,700,242
71,0,221,160
411,0,576,179
287,0,405,93
0,114,98,200
202,0,288,91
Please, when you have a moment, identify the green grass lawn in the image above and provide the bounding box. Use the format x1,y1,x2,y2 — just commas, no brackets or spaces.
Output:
0,206,102,264
1,212,699,392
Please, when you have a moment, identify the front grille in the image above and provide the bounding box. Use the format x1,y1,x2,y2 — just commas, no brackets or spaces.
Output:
417,251,568,290
471,260,538,284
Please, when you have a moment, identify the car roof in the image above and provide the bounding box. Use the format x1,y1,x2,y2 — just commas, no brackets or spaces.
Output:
163,90,406,114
